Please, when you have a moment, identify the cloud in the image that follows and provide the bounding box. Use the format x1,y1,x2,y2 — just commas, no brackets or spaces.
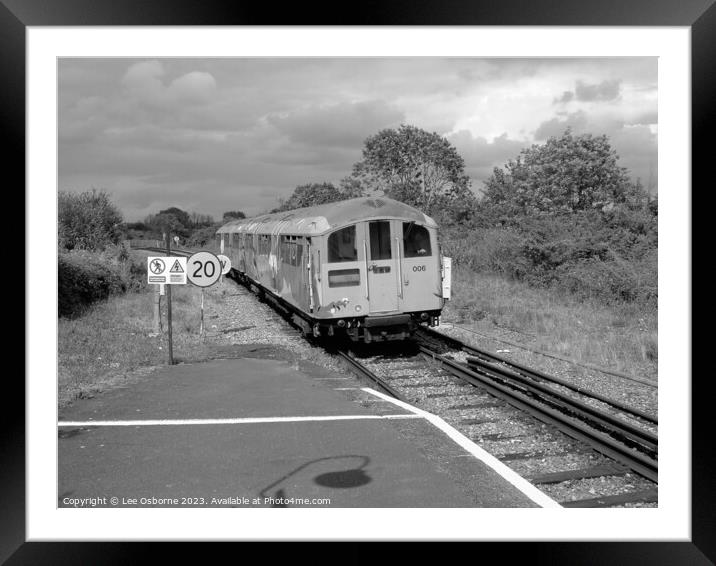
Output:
168,72,217,103
447,130,530,188
553,79,621,105
58,58,659,219
121,60,165,104
575,79,621,102
554,90,574,104
121,60,217,108
534,111,589,140
268,100,404,148
626,110,658,126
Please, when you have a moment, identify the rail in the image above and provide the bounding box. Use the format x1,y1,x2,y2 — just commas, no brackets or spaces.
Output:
419,345,658,482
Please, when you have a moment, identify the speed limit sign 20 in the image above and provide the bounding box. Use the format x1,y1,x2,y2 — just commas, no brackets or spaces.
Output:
187,252,222,287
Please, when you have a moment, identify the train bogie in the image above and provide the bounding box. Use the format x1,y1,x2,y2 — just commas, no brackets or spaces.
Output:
217,197,450,343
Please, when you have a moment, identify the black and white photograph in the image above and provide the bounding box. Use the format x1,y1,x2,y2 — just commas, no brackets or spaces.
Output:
18,22,697,550
55,55,661,512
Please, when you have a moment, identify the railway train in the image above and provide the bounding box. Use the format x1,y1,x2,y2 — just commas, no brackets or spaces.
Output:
216,196,451,342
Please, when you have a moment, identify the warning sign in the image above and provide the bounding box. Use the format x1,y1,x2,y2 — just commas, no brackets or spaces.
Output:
170,259,185,273
147,256,187,285
150,258,165,275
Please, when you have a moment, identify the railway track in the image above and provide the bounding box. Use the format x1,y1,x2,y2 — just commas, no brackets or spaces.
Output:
338,339,658,507
132,245,658,507
133,246,193,257
417,328,658,472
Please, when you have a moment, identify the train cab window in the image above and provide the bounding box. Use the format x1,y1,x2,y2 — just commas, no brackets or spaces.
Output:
328,226,357,263
369,221,392,260
403,223,432,257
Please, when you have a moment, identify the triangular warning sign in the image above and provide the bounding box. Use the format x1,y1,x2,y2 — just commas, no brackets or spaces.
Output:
170,259,184,273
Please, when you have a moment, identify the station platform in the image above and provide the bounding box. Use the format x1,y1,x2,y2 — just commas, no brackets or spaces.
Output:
58,356,557,508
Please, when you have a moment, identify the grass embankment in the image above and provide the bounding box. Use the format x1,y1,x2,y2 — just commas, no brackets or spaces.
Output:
442,268,657,379
58,250,220,406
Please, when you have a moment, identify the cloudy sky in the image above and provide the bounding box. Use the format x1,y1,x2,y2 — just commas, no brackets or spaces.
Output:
58,58,657,221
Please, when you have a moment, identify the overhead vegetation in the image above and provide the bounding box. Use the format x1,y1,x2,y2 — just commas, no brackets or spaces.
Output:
222,210,246,222
275,124,476,223
444,129,657,306
143,207,215,239
348,124,476,221
482,128,650,215
271,182,362,212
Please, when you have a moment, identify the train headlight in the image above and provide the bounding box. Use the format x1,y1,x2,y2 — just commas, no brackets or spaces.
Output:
355,305,362,312
330,307,336,314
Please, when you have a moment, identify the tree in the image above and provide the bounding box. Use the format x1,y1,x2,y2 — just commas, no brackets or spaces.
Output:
273,182,346,212
190,211,215,227
350,124,474,216
483,129,637,215
144,206,192,238
158,206,192,227
222,210,246,222
58,189,123,251
337,177,366,199
187,225,219,247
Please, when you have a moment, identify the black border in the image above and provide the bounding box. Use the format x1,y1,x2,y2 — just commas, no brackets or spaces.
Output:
9,0,709,563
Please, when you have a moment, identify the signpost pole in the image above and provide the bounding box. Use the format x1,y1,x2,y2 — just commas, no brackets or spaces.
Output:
154,285,162,333
219,236,225,285
165,229,174,365
200,288,205,337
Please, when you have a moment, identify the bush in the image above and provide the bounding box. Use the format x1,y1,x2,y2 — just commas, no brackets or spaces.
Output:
440,205,657,307
441,226,530,277
553,252,657,306
58,189,123,251
186,225,220,248
58,247,146,317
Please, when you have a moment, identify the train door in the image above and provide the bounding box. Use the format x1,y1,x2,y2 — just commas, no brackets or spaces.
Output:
400,222,442,312
365,220,399,313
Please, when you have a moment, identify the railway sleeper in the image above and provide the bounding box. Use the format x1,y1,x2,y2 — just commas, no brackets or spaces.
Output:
560,488,658,508
444,401,506,410
426,391,466,398
529,463,628,484
456,417,500,425
475,432,526,442
498,450,574,462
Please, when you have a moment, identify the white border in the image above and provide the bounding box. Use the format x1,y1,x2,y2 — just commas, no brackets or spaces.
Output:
28,27,690,541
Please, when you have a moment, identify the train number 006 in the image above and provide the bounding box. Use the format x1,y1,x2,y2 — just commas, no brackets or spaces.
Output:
412,265,426,272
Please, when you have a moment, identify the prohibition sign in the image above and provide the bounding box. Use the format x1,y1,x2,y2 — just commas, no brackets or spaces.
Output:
187,251,222,287
150,258,165,274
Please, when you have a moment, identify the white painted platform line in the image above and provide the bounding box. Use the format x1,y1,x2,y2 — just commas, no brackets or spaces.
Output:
362,387,562,509
58,414,421,427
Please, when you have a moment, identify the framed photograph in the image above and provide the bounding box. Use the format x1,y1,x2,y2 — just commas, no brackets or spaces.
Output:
11,0,706,561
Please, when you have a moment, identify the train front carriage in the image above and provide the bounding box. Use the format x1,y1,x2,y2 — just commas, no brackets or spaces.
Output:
217,197,451,343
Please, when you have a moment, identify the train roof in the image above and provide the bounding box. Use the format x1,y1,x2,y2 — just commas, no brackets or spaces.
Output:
216,197,437,237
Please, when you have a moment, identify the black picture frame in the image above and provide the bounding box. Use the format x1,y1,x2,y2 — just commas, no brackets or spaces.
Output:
9,0,707,562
